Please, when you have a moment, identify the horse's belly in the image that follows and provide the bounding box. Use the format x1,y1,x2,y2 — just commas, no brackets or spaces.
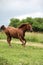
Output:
10,32,18,38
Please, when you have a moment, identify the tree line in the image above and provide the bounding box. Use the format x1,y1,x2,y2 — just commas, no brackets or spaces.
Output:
9,17,43,32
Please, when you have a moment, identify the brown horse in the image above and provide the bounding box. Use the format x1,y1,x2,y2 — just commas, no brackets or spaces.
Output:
0,23,33,46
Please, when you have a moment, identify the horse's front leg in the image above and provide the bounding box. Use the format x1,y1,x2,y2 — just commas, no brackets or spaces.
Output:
22,37,26,46
7,36,11,46
19,36,26,46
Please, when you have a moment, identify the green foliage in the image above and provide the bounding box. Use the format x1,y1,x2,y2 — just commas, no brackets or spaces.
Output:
9,17,43,32
9,18,20,27
33,18,43,31
26,17,34,24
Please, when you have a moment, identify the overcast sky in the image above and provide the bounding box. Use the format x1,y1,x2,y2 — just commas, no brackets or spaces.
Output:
0,0,43,26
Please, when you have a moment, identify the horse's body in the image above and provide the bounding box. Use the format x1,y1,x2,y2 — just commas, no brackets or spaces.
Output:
4,27,23,38
0,23,33,46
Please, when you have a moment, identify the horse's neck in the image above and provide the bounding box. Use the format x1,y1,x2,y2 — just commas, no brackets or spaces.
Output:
20,26,27,33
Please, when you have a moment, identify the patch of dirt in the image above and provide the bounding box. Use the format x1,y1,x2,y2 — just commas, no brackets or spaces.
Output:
0,39,43,48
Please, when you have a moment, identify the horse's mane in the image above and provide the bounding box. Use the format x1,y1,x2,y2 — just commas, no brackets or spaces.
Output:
18,23,28,28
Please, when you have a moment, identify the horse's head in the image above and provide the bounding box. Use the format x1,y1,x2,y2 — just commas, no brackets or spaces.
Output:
0,25,6,30
27,24,33,32
18,23,33,32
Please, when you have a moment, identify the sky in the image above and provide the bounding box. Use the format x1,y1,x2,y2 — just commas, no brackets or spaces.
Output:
0,0,43,26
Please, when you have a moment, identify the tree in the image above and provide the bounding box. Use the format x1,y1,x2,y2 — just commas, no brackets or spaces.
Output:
9,18,20,27
26,17,34,24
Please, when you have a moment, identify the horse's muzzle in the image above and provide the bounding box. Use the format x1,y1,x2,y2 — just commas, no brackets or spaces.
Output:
30,30,33,32
30,29,33,32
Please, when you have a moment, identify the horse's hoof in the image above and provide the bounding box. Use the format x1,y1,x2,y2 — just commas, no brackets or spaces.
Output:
21,44,26,47
9,45,12,48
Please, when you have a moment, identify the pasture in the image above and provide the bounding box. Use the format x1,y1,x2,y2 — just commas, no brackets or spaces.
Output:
0,32,43,65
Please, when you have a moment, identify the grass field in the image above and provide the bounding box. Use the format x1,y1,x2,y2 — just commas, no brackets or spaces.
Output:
0,32,43,65
25,32,43,43
0,41,43,65
0,32,6,39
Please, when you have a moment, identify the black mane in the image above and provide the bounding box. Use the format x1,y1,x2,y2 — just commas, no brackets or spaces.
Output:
18,23,28,28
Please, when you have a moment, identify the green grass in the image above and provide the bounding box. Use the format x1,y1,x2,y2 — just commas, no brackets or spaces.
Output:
0,41,43,65
25,32,43,43
0,56,12,65
0,32,6,39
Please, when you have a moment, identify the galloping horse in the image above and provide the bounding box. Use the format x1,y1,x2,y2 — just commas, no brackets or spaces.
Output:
0,23,33,46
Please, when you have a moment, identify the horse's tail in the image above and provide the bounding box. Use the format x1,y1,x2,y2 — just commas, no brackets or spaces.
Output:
0,25,6,30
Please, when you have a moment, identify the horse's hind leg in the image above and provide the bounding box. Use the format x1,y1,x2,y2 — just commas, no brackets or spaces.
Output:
7,36,11,46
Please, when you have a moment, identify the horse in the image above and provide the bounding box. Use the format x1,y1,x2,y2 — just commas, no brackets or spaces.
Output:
0,23,33,46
